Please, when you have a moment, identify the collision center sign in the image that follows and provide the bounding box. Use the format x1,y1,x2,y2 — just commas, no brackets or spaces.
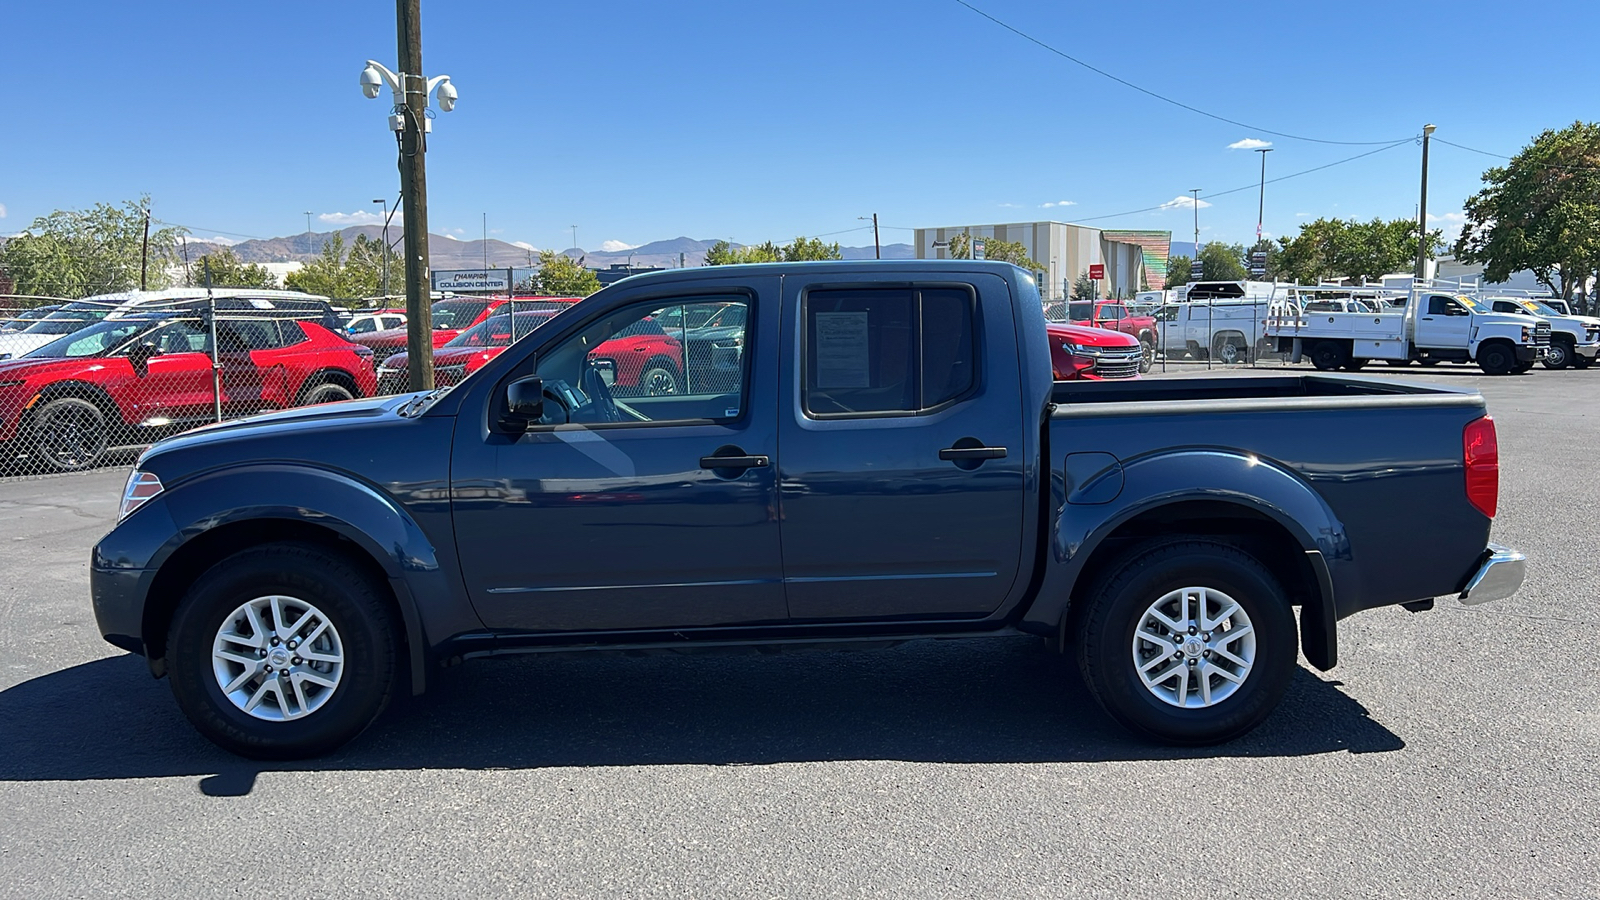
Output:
432,269,511,292
1089,264,1105,280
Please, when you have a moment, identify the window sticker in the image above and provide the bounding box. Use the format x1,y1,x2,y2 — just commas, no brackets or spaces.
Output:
814,311,870,388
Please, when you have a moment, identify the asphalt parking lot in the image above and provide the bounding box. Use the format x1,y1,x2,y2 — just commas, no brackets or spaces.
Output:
1,365,1595,899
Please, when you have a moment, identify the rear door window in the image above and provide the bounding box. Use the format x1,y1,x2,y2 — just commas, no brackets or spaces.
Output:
802,286,977,417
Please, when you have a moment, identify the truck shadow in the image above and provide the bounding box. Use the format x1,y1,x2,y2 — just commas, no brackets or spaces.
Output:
0,638,1403,796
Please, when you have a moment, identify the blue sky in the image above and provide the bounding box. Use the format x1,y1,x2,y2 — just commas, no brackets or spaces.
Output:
2,0,1596,253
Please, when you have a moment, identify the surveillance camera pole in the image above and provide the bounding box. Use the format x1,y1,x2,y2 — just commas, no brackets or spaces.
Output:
397,0,434,390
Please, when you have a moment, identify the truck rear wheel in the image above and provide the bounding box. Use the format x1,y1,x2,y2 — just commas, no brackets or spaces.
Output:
166,542,398,759
1308,341,1347,371
1073,539,1297,745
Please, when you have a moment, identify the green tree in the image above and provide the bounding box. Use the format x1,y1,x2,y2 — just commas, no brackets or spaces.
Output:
1196,242,1249,282
946,233,1045,271
189,246,278,289
1456,121,1600,301
781,236,843,261
283,233,398,300
534,250,602,296
1070,273,1096,300
1273,218,1441,284
704,236,840,266
0,196,187,297
1167,255,1193,287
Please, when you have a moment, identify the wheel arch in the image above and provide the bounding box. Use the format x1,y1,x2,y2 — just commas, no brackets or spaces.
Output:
1025,449,1349,670
294,367,362,404
28,380,126,426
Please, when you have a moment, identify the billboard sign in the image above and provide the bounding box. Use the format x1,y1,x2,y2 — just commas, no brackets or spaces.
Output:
432,269,511,292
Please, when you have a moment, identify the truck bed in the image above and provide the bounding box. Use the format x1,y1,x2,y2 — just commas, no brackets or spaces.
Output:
1051,372,1477,409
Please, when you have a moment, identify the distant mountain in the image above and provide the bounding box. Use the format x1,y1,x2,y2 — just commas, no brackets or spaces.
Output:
175,230,916,271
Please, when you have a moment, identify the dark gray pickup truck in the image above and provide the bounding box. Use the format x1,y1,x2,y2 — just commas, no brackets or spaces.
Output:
91,261,1526,759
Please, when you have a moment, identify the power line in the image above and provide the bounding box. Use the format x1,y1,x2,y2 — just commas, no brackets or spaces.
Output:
1058,139,1416,225
1433,138,1510,160
952,0,1413,147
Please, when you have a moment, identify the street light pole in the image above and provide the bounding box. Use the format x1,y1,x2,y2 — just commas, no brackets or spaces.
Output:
1415,124,1436,282
1190,188,1201,263
1255,148,1273,244
570,225,578,251
303,211,313,255
372,198,389,299
361,4,457,391
858,214,880,259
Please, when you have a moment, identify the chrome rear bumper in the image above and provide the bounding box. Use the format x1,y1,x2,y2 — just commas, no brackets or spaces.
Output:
1459,543,1527,605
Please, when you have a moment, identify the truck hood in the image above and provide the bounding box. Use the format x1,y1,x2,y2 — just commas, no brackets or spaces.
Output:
138,394,420,463
1046,322,1140,347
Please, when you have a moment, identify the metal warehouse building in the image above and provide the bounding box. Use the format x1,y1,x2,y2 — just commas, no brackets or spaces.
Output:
914,222,1169,300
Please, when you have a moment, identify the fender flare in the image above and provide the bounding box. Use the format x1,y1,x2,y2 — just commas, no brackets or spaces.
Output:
144,464,470,694
1023,448,1351,669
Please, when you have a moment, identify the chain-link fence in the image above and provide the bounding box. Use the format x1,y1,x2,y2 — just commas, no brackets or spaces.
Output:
0,290,751,479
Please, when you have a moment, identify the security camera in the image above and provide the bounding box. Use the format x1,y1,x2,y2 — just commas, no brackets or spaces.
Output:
436,78,457,112
360,64,383,99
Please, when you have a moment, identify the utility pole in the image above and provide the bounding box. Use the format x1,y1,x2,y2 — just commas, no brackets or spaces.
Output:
858,214,880,259
398,0,434,390
570,225,578,251
304,211,313,255
1255,148,1273,244
1415,124,1436,282
139,208,151,290
1190,188,1201,263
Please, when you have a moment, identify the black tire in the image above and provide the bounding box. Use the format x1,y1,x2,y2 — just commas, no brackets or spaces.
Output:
1340,359,1368,371
1511,361,1534,374
1138,338,1155,374
1073,539,1298,745
300,379,357,406
166,542,398,759
1543,340,1573,370
638,359,683,396
31,396,112,472
1419,358,1442,367
1212,336,1247,365
1308,341,1347,371
1575,354,1593,370
1477,342,1516,375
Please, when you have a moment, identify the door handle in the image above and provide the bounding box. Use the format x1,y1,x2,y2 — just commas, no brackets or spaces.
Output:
939,446,1007,461
699,455,768,470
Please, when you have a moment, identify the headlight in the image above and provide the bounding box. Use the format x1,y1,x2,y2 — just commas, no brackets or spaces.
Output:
118,471,163,521
712,336,744,350
1064,343,1106,357
436,364,467,381
1520,327,1531,342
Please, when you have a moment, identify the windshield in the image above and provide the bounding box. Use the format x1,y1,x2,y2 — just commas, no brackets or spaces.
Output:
22,301,112,335
25,318,160,358
1067,302,1094,321
446,311,561,348
1456,295,1492,314
1518,300,1561,316
430,299,492,330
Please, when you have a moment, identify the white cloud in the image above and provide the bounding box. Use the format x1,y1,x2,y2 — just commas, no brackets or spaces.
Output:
998,202,1023,209
318,211,384,226
1041,200,1077,208
511,241,539,251
1159,195,1212,211
1228,138,1273,150
441,233,462,241
196,235,242,246
0,203,7,218
1426,211,1467,223
600,239,639,252
1427,211,1468,242
1295,212,1311,217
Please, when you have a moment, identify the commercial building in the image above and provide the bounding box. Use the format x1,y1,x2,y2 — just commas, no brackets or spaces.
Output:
913,222,1167,300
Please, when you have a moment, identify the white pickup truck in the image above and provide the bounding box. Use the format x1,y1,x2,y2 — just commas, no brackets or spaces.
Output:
1268,286,1549,374
1485,296,1600,369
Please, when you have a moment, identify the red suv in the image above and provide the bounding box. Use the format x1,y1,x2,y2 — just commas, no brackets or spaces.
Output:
351,296,578,364
377,307,686,397
0,313,378,472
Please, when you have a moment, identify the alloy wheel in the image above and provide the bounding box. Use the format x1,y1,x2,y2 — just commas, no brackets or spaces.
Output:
211,595,345,722
1130,586,1256,708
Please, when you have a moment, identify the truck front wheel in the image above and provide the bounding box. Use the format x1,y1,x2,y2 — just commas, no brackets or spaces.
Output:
1073,540,1297,745
1543,340,1573,370
1477,342,1516,375
1308,341,1347,371
166,542,399,760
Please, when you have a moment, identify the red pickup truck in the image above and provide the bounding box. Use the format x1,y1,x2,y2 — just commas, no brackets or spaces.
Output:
0,312,377,472
377,305,686,398
1046,322,1143,380
1063,301,1158,372
350,296,580,364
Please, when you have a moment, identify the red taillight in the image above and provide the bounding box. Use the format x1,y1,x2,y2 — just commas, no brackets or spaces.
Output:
1463,416,1498,518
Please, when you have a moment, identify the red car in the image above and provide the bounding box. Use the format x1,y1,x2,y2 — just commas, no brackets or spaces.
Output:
1065,300,1158,371
351,296,577,364
377,307,686,397
0,313,378,472
1046,321,1143,380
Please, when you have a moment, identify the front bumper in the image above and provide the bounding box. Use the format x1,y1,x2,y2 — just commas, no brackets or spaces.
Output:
1515,345,1544,363
1575,343,1600,360
1459,543,1526,605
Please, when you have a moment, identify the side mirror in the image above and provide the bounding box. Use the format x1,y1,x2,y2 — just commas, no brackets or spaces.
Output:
497,375,544,434
128,341,161,376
